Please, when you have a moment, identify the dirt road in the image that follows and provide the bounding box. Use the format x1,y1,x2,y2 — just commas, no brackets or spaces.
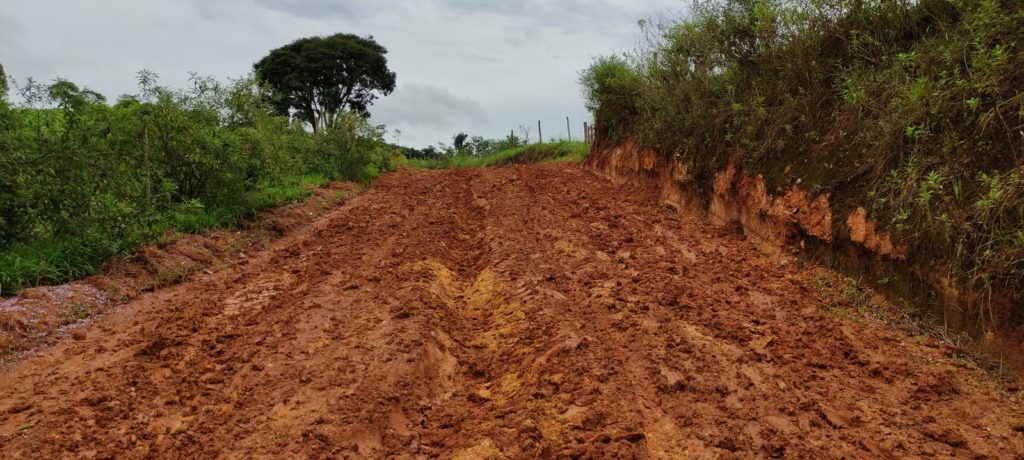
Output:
1,164,1022,458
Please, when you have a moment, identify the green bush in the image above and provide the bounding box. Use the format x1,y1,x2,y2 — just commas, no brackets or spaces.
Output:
580,56,642,145
0,72,398,294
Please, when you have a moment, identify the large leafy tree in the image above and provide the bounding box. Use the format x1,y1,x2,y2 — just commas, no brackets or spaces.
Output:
254,33,396,134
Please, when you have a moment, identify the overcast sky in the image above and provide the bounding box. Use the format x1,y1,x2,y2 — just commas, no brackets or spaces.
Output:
1,0,682,148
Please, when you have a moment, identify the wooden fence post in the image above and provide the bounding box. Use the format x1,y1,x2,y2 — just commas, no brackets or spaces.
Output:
566,116,572,142
537,120,543,144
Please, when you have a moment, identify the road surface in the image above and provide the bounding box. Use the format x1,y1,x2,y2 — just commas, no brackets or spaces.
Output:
1,164,1022,458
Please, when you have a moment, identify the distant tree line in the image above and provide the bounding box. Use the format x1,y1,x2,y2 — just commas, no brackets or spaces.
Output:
403,131,525,160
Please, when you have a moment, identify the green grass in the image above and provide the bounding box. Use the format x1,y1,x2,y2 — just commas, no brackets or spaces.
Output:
0,174,329,295
168,174,326,234
408,141,590,170
0,237,109,293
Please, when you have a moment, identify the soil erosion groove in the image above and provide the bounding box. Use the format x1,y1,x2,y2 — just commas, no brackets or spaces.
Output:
0,164,1021,458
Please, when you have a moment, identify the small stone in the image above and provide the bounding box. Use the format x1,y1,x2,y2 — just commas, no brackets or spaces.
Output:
621,432,646,443
392,310,413,320
818,405,849,429
7,403,32,414
72,330,88,341
469,389,493,403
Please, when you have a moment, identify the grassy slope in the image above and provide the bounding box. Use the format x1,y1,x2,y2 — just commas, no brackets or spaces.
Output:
0,174,329,295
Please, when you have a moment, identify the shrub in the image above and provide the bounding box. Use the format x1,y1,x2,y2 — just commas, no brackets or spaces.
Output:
0,72,396,294
580,56,642,145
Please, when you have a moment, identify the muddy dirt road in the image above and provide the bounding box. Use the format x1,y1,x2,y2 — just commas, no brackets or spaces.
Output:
1,164,1022,458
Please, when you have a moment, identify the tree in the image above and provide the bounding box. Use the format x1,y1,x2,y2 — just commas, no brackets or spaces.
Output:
254,34,396,135
0,62,7,97
453,132,469,152
422,146,441,159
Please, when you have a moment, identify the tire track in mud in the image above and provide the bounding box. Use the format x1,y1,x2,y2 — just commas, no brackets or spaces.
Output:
400,173,548,457
0,165,1022,459
401,171,601,458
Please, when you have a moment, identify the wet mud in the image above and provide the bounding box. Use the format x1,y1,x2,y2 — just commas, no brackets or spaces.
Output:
0,165,1021,458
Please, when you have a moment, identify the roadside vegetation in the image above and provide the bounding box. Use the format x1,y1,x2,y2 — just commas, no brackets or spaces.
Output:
0,34,402,295
407,139,590,170
582,0,1024,330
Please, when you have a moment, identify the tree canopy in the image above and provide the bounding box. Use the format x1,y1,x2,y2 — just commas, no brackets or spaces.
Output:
0,62,8,96
453,132,469,151
254,33,396,134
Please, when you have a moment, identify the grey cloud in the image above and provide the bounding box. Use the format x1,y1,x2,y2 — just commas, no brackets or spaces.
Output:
372,83,486,130
254,0,670,31
0,10,14,41
440,0,630,26
0,10,26,71
253,0,395,20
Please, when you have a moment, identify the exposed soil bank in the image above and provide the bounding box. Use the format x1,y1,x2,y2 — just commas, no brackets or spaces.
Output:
585,139,1022,362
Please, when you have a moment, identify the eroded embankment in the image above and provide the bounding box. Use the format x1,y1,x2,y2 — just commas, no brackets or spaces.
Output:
585,140,1021,352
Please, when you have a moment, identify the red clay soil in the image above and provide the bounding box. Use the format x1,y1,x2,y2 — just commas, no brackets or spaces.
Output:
0,164,1022,459
0,183,358,361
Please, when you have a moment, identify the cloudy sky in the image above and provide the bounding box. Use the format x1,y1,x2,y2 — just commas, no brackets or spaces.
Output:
1,0,682,148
